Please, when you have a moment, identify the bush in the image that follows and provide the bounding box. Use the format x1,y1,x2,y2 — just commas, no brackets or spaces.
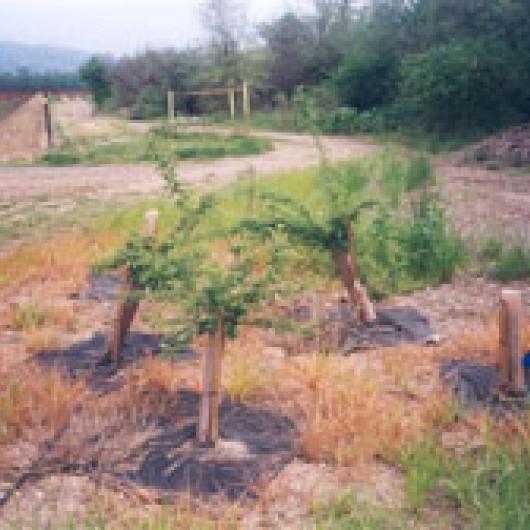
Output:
321,107,388,135
40,151,81,166
334,52,398,110
129,85,166,120
490,245,530,282
400,192,467,284
399,38,528,131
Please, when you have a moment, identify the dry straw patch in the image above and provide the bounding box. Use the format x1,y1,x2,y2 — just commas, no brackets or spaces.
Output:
0,231,119,291
0,364,86,445
263,319,530,466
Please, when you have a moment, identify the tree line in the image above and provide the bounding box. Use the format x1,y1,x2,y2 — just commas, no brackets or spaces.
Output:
0,69,84,91
80,0,530,134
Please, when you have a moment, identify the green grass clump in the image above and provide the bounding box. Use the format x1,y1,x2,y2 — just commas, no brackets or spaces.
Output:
490,245,530,282
401,439,530,529
313,492,401,529
315,439,530,530
40,128,271,166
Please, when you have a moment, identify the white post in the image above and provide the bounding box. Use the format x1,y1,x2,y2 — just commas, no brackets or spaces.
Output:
167,91,175,124
228,88,236,121
243,81,251,120
144,208,159,238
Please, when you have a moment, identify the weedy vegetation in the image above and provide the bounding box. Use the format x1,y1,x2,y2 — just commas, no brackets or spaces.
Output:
40,124,272,166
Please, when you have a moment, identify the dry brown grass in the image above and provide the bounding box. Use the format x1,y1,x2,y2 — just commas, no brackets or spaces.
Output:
247,319,530,467
0,364,86,445
77,493,241,530
115,358,196,420
223,331,270,403
0,231,119,291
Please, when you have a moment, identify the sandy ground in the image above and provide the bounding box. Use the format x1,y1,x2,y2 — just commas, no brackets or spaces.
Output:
0,133,373,200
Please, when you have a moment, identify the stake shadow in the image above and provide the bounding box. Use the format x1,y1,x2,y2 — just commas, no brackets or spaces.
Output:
35,331,198,392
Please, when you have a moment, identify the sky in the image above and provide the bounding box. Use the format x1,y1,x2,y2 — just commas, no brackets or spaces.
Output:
1,0,310,55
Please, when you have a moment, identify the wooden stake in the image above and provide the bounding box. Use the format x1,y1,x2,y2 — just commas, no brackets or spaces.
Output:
243,81,251,120
499,289,525,394
144,208,159,238
167,91,175,123
228,88,236,121
107,210,156,366
346,222,376,324
210,320,225,441
43,99,52,149
108,265,138,366
198,321,225,445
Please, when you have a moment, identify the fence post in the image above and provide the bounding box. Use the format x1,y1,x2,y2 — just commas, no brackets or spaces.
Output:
107,210,158,366
108,264,135,366
499,289,525,394
243,81,251,120
167,91,175,124
144,208,159,238
43,96,53,149
198,320,225,445
228,88,236,121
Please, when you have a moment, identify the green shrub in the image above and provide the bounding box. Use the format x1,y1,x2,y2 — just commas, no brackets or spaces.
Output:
40,151,81,165
314,492,400,529
129,85,166,120
400,192,467,284
402,441,530,529
335,52,398,110
491,245,530,282
480,238,503,261
321,107,389,135
399,38,527,131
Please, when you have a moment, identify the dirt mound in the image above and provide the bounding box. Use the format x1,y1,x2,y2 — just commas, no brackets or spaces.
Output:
0,93,48,161
0,92,33,120
465,123,530,168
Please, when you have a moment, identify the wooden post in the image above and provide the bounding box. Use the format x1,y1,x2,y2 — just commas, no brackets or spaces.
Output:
198,321,225,445
144,208,159,238
228,87,236,121
107,211,157,366
108,265,137,366
243,81,251,120
346,222,376,324
167,91,175,124
499,289,525,394
43,99,53,149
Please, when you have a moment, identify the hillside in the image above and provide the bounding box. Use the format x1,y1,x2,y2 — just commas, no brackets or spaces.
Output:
0,41,89,73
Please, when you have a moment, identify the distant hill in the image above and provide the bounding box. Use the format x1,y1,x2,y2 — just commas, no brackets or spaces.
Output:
0,41,90,74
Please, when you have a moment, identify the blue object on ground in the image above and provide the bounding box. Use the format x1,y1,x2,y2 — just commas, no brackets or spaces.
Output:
523,351,530,369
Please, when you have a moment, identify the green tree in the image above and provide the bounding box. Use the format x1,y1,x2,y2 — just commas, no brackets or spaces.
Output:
334,51,398,109
80,55,111,109
399,37,526,131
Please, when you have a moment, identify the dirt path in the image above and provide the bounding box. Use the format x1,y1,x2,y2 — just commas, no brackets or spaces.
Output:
0,132,373,201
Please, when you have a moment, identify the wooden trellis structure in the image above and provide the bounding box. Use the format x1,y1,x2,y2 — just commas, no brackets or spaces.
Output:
167,81,251,123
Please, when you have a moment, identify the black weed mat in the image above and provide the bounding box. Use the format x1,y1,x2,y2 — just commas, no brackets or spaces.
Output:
319,304,439,353
440,359,529,411
0,390,297,507
74,272,123,302
130,399,296,500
